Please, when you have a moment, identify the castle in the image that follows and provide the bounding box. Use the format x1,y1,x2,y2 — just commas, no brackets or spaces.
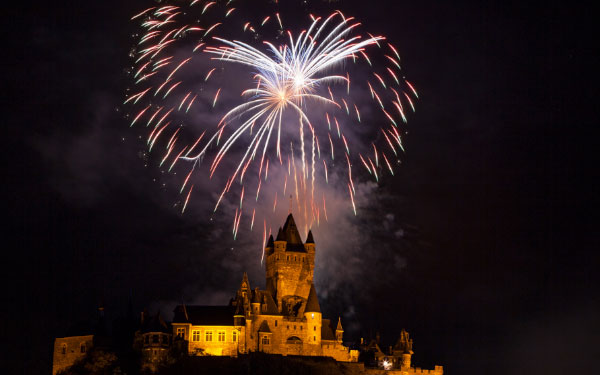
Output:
53,213,443,374
169,213,357,361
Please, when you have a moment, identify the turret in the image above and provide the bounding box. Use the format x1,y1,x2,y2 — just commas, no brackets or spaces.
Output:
304,230,315,257
274,227,286,252
336,317,344,343
251,288,261,315
394,329,413,370
304,283,322,346
265,234,274,256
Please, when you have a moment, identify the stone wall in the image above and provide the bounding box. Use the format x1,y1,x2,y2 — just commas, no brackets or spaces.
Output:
52,335,94,375
364,365,443,375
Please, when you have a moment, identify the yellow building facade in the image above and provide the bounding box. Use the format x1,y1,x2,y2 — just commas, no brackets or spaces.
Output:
172,214,358,362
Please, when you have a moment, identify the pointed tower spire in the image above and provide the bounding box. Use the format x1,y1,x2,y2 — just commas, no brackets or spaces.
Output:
306,230,315,244
181,296,189,321
304,283,321,313
276,227,285,241
336,317,344,342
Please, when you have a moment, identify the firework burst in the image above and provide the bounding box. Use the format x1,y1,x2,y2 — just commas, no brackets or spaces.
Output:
124,0,418,243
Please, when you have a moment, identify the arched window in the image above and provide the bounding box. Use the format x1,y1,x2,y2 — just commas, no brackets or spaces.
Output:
61,344,66,355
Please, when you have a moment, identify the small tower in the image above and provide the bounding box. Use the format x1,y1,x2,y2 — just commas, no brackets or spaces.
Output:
251,288,261,316
304,283,322,349
304,230,316,269
335,317,344,343
394,329,413,370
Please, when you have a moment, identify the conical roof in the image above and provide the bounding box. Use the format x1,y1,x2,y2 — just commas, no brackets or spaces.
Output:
252,288,261,303
266,234,274,248
336,317,343,331
282,214,303,244
276,227,285,241
304,283,321,313
305,230,315,244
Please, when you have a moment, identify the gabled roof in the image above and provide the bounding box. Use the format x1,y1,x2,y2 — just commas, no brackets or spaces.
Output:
304,283,321,313
321,319,336,340
173,305,235,326
258,320,272,333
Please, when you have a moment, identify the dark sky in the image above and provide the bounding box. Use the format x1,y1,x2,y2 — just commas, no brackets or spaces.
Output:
7,1,598,374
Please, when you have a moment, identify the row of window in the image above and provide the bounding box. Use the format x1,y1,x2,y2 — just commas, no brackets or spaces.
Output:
60,343,85,355
275,254,308,263
177,328,238,343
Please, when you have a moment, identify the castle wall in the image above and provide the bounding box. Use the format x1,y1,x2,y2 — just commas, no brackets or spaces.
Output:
364,365,443,375
186,325,241,356
52,335,94,375
266,249,314,306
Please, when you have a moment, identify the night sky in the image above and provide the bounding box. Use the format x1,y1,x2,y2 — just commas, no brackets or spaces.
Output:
7,1,598,374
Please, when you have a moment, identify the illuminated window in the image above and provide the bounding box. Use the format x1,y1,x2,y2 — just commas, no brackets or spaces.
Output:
205,331,213,342
80,343,86,353
176,327,185,338
311,313,314,319
232,331,238,342
262,335,270,345
61,344,66,355
192,330,200,342
218,331,226,342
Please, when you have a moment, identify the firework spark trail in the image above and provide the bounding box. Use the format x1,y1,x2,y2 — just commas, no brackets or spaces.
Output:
125,1,419,243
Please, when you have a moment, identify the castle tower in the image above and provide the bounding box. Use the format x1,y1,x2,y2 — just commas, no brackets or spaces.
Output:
336,317,344,343
265,214,315,312
304,283,322,350
394,329,414,370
